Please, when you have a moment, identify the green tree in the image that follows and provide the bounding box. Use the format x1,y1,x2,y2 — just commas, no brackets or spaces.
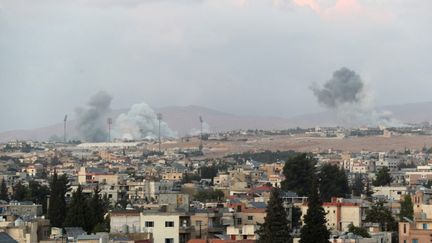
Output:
282,153,316,197
318,164,349,202
12,181,27,201
300,180,330,243
88,185,109,232
373,167,392,186
399,195,414,221
256,188,291,243
348,224,370,238
365,201,397,231
64,185,91,232
0,178,8,201
194,189,224,202
351,174,364,197
25,181,50,214
48,172,69,227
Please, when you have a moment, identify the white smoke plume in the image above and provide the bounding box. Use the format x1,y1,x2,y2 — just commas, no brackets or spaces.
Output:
188,121,211,136
114,102,176,140
76,91,112,142
311,67,402,127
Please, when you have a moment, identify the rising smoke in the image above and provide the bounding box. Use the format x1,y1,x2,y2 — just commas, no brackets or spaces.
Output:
311,67,400,127
76,91,112,142
114,103,176,140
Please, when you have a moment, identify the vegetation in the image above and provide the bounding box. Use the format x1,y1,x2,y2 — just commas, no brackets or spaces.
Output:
64,184,110,233
194,189,224,202
351,173,365,197
48,172,69,227
399,195,414,221
348,224,370,238
318,164,349,202
256,188,291,243
0,178,8,201
12,181,27,201
373,167,392,186
299,180,330,243
281,153,316,197
228,150,299,164
365,201,397,231
64,185,90,231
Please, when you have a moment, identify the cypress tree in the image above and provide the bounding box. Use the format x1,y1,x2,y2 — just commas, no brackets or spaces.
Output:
64,185,91,231
12,181,28,201
88,185,106,232
351,173,364,197
399,195,414,221
256,188,291,243
282,153,316,197
0,178,8,201
300,180,330,243
373,167,392,186
318,164,349,202
48,172,69,227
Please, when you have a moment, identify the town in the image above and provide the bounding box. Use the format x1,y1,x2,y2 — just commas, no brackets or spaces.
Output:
1,126,432,243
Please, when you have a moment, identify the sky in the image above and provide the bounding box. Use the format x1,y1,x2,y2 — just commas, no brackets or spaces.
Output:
0,0,431,132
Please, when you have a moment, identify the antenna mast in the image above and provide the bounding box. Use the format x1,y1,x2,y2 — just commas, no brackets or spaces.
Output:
64,115,68,143
107,118,112,142
157,113,162,153
199,116,203,151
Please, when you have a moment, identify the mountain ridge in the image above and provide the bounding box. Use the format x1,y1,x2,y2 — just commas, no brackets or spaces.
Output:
1,102,432,142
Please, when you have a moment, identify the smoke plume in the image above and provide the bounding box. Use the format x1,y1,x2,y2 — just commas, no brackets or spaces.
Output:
311,67,400,127
76,91,112,142
114,103,176,140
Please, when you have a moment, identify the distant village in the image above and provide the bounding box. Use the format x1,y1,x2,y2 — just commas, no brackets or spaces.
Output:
1,125,432,243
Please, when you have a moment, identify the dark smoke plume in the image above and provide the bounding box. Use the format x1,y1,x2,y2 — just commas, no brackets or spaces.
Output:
311,67,363,108
311,67,401,127
76,91,112,142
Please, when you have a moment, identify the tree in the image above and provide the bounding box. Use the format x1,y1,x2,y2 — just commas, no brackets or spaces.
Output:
365,201,397,231
194,189,224,202
318,164,349,202
256,188,291,243
25,181,50,214
88,185,108,232
373,167,392,186
48,172,69,227
300,180,330,243
64,185,91,231
282,153,316,197
399,195,414,221
12,181,27,201
348,224,370,238
0,178,8,201
351,173,364,197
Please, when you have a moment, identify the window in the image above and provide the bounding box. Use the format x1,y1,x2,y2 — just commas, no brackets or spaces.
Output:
236,218,242,225
195,220,202,227
145,221,154,227
423,223,428,229
412,239,418,243
165,239,174,243
247,216,253,221
165,221,174,227
404,224,406,233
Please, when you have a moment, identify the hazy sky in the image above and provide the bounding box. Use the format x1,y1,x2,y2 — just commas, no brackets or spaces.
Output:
0,0,431,132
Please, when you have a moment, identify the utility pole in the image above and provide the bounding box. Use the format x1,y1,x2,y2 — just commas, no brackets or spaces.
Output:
107,118,112,142
199,116,203,151
63,115,68,143
157,113,162,153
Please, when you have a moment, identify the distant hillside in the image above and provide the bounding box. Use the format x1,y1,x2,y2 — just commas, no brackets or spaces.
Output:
1,102,432,142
